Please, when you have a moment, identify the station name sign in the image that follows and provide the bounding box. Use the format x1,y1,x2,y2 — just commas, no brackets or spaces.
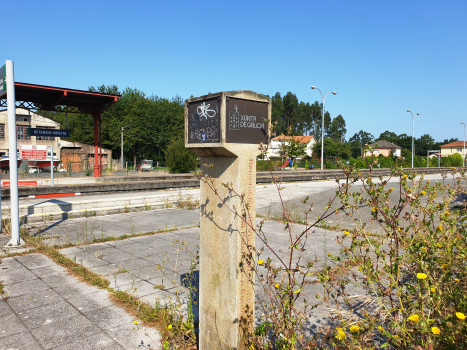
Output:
29,128,70,138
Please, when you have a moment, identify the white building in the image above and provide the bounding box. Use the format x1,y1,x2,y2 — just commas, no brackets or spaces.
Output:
265,135,315,159
0,108,61,158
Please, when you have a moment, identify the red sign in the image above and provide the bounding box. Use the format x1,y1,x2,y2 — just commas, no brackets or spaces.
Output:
21,150,47,159
19,145,48,160
2,180,42,187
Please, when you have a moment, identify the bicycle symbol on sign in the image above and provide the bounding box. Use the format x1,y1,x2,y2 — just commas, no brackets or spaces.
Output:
197,102,216,120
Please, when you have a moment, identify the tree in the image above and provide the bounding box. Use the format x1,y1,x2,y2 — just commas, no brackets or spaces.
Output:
329,115,347,141
165,137,198,173
349,130,374,158
280,137,307,166
283,92,299,134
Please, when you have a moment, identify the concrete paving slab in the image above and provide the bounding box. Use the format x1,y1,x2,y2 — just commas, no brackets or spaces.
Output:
105,322,160,349
40,274,81,289
0,314,29,339
19,300,80,330
0,300,11,318
66,289,114,313
0,330,43,350
0,266,38,285
6,288,64,313
118,258,155,271
83,304,136,331
107,272,140,291
15,253,56,270
2,278,50,298
28,264,68,278
30,314,101,349
51,332,125,350
1,253,162,349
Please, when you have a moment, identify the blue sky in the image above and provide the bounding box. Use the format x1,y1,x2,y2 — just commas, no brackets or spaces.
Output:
3,0,466,142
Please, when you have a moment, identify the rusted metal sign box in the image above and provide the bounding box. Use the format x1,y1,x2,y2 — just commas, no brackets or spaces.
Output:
185,90,271,157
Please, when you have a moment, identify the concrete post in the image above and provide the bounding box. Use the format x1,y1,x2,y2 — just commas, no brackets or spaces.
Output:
185,91,271,349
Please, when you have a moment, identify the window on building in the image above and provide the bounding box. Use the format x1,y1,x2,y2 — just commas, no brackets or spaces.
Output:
0,124,4,139
36,126,55,141
374,149,380,154
16,125,31,140
16,114,30,123
457,148,463,152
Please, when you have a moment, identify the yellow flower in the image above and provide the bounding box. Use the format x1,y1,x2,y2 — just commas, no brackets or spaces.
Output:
455,278,460,282
441,264,448,271
427,180,431,183
365,312,369,317
378,326,384,332
335,328,346,340
398,227,402,232
403,174,407,179
456,312,466,320
257,260,263,265
343,230,350,235
445,211,450,216
408,314,419,322
358,266,362,271
134,320,139,325
275,283,280,289
436,204,440,208
372,207,378,212
349,325,360,333
389,188,394,191
421,191,426,195
168,324,172,330
437,225,442,231
417,273,428,280
430,288,436,293
431,326,441,335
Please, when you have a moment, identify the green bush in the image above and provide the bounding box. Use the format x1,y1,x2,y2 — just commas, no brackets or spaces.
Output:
441,153,463,167
165,137,198,174
257,160,284,172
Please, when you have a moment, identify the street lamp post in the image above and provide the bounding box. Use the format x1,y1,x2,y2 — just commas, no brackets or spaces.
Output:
407,110,420,168
462,122,466,167
121,125,130,169
311,86,337,170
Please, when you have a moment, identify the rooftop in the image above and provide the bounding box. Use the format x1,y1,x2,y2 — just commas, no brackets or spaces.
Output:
368,140,401,149
440,141,467,148
272,135,314,143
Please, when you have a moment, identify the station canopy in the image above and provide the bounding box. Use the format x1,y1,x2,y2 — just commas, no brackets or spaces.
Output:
0,82,121,114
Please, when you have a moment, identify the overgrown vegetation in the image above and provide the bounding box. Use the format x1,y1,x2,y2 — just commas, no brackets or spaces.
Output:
194,144,467,349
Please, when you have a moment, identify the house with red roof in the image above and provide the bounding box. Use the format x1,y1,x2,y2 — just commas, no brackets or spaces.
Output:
440,141,467,158
265,135,315,159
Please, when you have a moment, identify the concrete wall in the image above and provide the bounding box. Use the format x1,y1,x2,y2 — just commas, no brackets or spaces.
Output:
0,108,61,157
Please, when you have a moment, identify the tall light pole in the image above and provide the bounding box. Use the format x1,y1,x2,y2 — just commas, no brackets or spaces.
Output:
407,110,420,168
462,122,466,167
121,125,130,169
311,86,337,170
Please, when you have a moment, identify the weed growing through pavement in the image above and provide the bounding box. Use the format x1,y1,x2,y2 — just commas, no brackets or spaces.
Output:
155,238,199,348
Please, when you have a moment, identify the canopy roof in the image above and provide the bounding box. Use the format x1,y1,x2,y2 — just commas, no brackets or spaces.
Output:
0,82,121,114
